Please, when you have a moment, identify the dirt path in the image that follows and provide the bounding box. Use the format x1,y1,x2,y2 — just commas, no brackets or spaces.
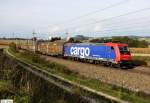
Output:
42,55,150,94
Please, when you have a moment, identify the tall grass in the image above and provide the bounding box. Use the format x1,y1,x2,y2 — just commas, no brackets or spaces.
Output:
9,42,18,53
132,56,150,66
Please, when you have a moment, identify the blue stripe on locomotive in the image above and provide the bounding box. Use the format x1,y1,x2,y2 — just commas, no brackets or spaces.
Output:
64,43,116,62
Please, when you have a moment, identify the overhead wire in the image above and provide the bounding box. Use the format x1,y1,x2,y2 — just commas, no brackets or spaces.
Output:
46,0,129,28
61,7,150,32
67,18,150,36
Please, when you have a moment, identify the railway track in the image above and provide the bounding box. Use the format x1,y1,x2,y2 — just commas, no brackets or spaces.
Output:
18,49,150,95
5,49,129,103
41,55,150,95
127,67,150,76
42,54,150,77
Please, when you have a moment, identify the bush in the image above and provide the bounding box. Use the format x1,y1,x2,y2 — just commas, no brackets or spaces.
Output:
19,51,49,67
90,38,111,43
9,42,18,53
112,37,148,48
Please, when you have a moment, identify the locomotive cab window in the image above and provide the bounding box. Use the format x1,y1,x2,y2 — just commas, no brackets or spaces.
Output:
119,46,130,54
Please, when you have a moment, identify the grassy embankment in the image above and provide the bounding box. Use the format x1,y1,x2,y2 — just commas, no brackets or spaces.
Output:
7,42,150,103
0,52,30,102
0,53,86,103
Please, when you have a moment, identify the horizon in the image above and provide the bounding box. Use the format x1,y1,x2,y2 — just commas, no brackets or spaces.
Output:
0,34,150,40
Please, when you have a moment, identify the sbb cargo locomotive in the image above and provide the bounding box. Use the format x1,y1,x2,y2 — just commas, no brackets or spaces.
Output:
18,40,132,68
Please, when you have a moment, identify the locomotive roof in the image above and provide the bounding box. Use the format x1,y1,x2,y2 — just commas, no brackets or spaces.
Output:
68,43,105,45
65,42,128,46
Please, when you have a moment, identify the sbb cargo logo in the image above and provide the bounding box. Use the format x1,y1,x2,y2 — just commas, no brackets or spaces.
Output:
70,47,90,58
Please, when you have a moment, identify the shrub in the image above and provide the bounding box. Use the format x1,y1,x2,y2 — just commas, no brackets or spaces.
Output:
9,42,18,53
90,38,111,43
19,51,49,67
112,37,148,48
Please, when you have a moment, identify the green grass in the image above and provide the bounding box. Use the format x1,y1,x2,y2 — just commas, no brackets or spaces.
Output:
0,80,12,91
8,48,150,103
0,80,30,102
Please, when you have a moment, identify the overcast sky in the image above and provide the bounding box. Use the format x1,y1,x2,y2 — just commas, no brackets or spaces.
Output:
0,0,150,39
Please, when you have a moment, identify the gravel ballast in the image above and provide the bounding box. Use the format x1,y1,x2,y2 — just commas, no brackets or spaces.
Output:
43,56,150,94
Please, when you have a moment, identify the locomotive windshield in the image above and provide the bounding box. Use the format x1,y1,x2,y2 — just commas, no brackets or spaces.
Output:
119,46,130,54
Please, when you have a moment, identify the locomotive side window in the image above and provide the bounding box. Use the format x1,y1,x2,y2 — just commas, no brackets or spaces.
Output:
111,46,114,50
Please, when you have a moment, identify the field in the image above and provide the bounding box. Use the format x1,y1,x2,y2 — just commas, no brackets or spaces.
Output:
0,39,32,47
130,48,150,54
0,40,16,45
0,45,8,49
139,37,150,42
0,40,14,49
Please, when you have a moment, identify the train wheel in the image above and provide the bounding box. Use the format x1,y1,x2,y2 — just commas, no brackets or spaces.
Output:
109,62,113,67
88,60,93,64
112,64,120,68
119,64,129,69
93,60,96,64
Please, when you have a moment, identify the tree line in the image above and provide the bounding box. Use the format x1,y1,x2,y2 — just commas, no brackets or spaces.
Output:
90,36,149,48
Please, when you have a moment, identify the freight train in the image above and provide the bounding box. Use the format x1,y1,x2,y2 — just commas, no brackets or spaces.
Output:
17,39,132,68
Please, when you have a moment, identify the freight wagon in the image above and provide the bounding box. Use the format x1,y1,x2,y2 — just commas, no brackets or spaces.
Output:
38,40,64,56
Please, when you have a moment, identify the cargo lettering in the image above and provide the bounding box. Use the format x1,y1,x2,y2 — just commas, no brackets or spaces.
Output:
70,47,90,58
